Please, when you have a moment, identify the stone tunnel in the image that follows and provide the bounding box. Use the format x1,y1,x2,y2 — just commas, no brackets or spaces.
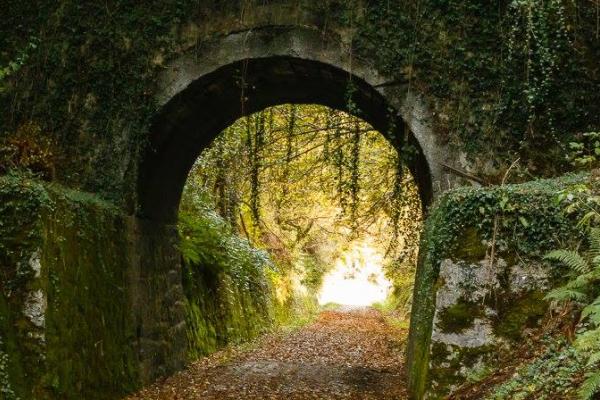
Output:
0,2,591,399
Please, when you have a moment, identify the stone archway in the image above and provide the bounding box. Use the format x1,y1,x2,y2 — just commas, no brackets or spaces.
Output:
138,26,449,223
134,25,455,400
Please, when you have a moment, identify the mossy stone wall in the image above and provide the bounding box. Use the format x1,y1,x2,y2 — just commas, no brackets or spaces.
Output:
1,175,147,399
183,266,273,359
0,174,279,399
407,173,593,399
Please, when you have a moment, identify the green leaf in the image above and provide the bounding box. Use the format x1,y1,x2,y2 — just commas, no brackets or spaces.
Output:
518,216,529,227
544,250,591,274
544,287,587,304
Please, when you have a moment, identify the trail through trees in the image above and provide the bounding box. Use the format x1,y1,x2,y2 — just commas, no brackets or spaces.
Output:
126,308,408,400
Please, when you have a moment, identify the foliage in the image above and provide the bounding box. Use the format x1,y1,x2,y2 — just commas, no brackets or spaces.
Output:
381,257,417,317
348,0,600,170
178,183,322,359
417,173,590,269
557,181,600,227
567,132,600,169
178,207,273,286
486,338,586,400
182,104,422,298
0,0,597,204
0,122,56,180
544,228,600,400
0,36,37,94
0,0,209,198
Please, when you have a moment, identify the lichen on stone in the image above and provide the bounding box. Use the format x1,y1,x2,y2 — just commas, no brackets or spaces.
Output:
22,289,46,329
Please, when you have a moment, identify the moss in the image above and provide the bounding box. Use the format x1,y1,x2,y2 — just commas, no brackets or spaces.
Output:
492,291,548,341
0,175,140,399
437,300,484,334
41,200,139,399
406,231,440,399
0,175,49,398
407,173,592,399
428,342,496,399
451,228,487,263
0,292,26,400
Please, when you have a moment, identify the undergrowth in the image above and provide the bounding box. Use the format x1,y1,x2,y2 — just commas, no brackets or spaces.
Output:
486,337,586,400
178,198,320,359
543,228,600,399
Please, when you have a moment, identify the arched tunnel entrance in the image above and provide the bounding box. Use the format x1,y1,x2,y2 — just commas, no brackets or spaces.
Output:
155,101,424,399
134,44,436,398
129,23,453,400
134,50,432,396
138,56,433,223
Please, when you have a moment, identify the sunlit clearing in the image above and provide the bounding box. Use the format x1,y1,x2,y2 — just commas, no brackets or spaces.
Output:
317,241,392,306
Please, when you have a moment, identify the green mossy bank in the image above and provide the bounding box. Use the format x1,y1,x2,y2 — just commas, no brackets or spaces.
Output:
0,174,140,399
407,173,594,399
178,208,294,360
0,174,281,399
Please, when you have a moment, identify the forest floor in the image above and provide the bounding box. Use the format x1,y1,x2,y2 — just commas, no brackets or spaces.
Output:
126,307,409,400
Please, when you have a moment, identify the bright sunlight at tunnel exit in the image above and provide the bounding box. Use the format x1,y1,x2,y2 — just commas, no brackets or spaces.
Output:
180,103,422,317
317,239,393,306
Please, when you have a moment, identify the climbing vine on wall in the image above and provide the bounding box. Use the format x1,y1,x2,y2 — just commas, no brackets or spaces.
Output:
345,0,599,169
0,0,598,201
504,0,572,143
0,0,208,200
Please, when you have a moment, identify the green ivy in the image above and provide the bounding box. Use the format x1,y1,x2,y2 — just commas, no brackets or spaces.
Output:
1,0,599,202
407,172,594,398
347,0,600,169
487,338,586,400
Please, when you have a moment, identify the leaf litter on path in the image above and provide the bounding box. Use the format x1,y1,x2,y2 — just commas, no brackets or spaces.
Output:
126,307,408,400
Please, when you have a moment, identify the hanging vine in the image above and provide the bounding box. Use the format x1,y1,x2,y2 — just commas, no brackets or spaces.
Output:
505,0,572,143
249,111,265,229
333,115,347,215
213,134,228,218
349,117,362,230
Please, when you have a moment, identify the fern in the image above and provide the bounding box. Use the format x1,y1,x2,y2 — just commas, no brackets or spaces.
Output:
592,262,600,281
545,250,591,274
586,351,600,367
544,287,587,304
578,372,600,400
587,228,600,260
581,298,600,325
575,329,600,352
545,229,600,400
571,273,594,288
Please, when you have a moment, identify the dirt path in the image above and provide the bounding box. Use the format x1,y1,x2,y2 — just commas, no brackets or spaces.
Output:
126,307,408,400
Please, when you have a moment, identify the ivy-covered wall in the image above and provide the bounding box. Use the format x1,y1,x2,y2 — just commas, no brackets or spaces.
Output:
0,175,278,399
1,1,598,206
1,1,599,398
407,173,594,399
